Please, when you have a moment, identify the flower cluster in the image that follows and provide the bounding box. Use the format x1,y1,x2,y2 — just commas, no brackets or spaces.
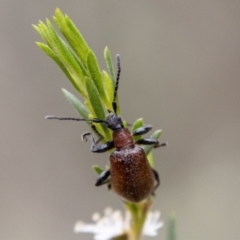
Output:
74,207,163,240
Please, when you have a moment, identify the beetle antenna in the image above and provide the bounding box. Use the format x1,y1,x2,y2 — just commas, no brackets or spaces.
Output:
45,115,105,123
112,54,121,114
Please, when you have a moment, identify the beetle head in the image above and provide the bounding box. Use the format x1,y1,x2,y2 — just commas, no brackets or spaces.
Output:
104,113,124,131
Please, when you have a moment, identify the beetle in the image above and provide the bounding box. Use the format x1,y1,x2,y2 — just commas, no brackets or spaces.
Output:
46,55,166,203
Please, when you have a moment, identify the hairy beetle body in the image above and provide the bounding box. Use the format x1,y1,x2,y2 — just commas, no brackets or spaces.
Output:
110,144,155,202
110,128,155,202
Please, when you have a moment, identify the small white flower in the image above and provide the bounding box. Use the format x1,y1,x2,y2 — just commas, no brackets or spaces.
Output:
143,211,164,237
74,207,163,240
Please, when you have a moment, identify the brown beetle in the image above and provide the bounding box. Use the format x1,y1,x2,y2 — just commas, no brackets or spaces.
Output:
46,55,166,203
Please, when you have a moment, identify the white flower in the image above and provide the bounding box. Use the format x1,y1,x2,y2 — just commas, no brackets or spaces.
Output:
74,207,163,240
143,211,164,237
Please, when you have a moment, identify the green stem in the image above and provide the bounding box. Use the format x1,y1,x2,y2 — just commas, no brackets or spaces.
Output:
125,198,152,240
112,235,128,240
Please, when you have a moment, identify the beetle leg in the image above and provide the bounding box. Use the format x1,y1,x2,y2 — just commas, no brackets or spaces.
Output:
95,169,111,186
90,124,103,144
132,125,152,136
136,138,167,148
152,168,160,195
82,132,114,153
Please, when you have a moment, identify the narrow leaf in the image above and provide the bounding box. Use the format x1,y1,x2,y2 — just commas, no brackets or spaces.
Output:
104,47,115,86
36,42,81,93
36,21,55,48
84,100,95,117
143,129,162,156
131,118,144,141
92,165,103,175
147,151,154,167
32,24,43,38
131,118,144,132
85,77,112,141
62,88,89,120
85,76,105,120
87,50,107,105
104,48,121,115
102,70,114,110
45,19,87,97
54,8,90,67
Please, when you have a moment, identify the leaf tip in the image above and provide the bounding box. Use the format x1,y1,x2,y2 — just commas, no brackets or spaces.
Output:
104,46,109,53
92,165,103,175
55,8,61,14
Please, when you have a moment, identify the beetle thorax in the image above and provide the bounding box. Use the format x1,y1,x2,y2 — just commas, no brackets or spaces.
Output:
113,128,134,150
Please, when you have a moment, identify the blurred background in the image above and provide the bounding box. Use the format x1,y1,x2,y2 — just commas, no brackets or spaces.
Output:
1,1,240,240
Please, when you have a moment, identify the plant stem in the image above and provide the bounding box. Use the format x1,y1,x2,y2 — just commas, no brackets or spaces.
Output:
126,198,152,240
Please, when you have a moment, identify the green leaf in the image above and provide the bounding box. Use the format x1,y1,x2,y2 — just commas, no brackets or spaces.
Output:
45,19,87,97
104,47,115,86
102,70,114,110
143,129,162,156
147,151,154,167
85,76,105,120
33,21,51,47
87,50,108,105
103,47,122,114
167,212,177,240
131,118,144,132
34,19,86,97
85,76,112,140
62,88,89,120
36,43,82,93
84,100,95,117
54,8,90,67
131,118,144,141
92,165,103,175
33,24,44,39
65,43,88,76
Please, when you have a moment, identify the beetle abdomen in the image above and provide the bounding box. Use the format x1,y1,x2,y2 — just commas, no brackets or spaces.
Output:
110,145,155,202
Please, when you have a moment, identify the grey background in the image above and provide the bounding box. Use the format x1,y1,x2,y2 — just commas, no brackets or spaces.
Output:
1,1,240,240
